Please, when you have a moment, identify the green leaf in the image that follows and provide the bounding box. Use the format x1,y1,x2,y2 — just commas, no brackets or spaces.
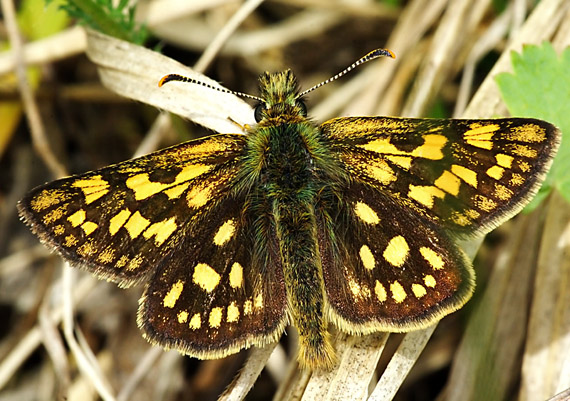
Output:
18,0,69,40
496,42,570,209
50,0,148,44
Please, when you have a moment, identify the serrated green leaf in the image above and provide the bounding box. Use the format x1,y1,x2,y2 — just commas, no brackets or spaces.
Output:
496,42,570,209
56,0,147,44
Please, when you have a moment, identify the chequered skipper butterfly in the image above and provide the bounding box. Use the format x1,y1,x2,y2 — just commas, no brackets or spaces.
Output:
18,49,559,369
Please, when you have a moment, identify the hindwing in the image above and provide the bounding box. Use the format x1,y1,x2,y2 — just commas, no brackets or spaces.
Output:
139,195,287,358
318,182,473,333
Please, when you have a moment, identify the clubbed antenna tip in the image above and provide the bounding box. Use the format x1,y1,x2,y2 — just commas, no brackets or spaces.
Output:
158,73,263,102
297,48,395,98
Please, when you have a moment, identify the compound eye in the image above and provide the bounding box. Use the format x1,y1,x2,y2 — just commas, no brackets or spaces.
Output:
254,104,267,122
296,99,307,116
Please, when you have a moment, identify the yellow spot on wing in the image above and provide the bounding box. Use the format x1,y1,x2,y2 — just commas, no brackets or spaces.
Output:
143,217,177,245
126,164,212,200
361,134,446,160
43,206,67,224
209,307,223,328
390,281,407,303
359,245,376,270
229,262,244,288
494,184,513,200
510,173,524,186
464,124,498,137
508,124,546,143
375,280,387,302
109,209,131,235
496,153,514,168
124,211,150,239
97,247,115,264
385,155,412,169
176,164,212,184
412,284,427,298
126,173,166,201
349,278,370,300
383,236,409,267
193,140,230,155
115,255,129,268
213,219,236,246
465,209,480,219
81,221,98,236
451,211,471,226
254,293,263,309
126,254,144,271
193,263,220,293
189,313,201,329
366,161,396,185
354,201,380,225
64,235,78,247
187,185,212,208
408,185,445,208
413,134,447,159
177,310,189,323
518,161,531,172
474,195,497,212
72,175,109,204
77,240,96,257
451,164,478,188
486,165,504,180
227,302,239,323
434,170,461,196
464,123,498,149
30,189,67,212
509,144,537,158
163,280,184,308
68,210,86,227
164,183,190,199
424,275,436,287
244,300,253,315
419,247,444,270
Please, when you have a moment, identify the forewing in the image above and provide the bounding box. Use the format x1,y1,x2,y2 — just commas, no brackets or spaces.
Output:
17,134,246,287
138,195,288,359
322,117,559,236
317,183,474,333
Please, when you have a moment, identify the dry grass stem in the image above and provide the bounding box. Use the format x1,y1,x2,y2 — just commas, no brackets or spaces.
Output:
1,0,66,178
193,0,265,73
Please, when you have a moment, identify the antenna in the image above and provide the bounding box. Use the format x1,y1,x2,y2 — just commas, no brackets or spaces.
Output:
158,48,395,103
296,48,395,98
158,74,264,102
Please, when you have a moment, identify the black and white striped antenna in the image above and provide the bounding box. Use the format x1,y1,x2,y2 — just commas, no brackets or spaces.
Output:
159,48,395,101
296,48,395,99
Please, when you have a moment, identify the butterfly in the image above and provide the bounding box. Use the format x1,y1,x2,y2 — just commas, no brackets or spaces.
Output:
18,49,560,369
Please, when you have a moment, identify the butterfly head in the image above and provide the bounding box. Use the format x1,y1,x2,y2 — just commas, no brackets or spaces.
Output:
254,70,307,122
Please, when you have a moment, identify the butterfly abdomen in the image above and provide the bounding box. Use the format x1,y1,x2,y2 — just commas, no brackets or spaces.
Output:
274,197,335,369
